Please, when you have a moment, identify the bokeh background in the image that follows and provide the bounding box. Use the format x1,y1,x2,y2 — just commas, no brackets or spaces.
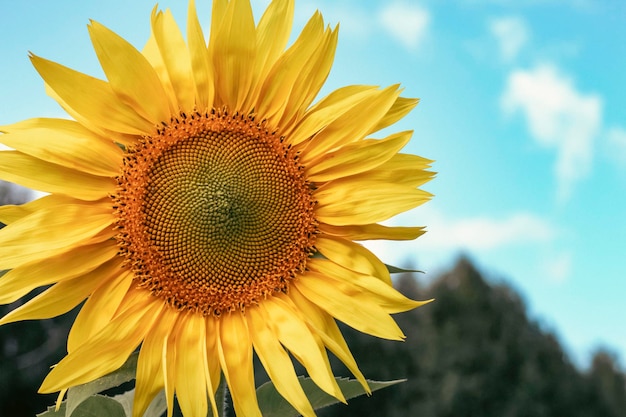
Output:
1,0,624,415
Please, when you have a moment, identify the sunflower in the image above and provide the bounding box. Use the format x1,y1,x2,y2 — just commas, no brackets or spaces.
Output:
0,0,433,416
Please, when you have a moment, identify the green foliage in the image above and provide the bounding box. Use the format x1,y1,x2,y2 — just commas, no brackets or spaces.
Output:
257,377,404,417
66,353,138,416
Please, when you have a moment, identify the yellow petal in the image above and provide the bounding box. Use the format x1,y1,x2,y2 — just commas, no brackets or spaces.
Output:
243,0,294,111
315,181,431,226
40,290,162,393
0,151,115,200
277,24,338,130
142,31,178,111
0,202,112,270
210,0,256,109
133,307,177,417
320,222,426,241
0,118,122,176
315,235,391,284
248,306,316,417
306,131,411,182
0,240,118,304
0,262,108,325
308,259,429,314
345,152,435,188
187,0,214,111
293,272,405,340
88,21,170,124
30,54,155,135
217,312,261,417
175,313,209,417
300,85,401,163
204,317,221,416
286,85,378,146
287,288,369,392
255,12,325,123
162,322,177,417
151,8,195,111
260,297,345,402
369,96,419,135
0,194,76,225
67,266,133,353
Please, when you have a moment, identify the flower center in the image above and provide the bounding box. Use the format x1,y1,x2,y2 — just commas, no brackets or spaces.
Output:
113,110,317,316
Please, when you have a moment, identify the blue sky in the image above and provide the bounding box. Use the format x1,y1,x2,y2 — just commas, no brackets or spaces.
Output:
1,0,624,368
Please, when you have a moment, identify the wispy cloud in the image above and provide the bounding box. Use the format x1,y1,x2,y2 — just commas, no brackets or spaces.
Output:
379,2,430,51
363,207,558,270
542,250,572,284
489,16,529,62
501,64,602,201
606,126,626,167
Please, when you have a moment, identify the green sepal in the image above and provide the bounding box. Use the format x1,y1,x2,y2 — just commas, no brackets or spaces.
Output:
384,264,424,274
37,395,125,417
257,376,405,417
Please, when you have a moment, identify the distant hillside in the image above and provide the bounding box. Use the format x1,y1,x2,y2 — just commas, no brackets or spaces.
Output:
319,258,626,417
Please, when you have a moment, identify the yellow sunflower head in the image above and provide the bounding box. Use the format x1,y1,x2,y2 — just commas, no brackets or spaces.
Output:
0,1,434,416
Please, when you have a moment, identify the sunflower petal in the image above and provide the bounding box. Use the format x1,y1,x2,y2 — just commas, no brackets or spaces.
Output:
308,259,429,313
260,297,345,402
243,0,294,110
0,194,77,225
293,272,406,340
39,290,162,393
0,118,122,177
248,306,316,417
217,313,261,417
306,131,411,182
287,288,369,392
30,54,154,135
151,8,196,111
285,85,378,145
315,181,431,226
0,240,118,304
67,266,133,353
369,96,419,135
174,313,209,417
301,85,401,163
88,20,170,124
210,0,256,109
0,202,112,270
133,307,177,417
315,236,391,284
187,0,214,110
0,151,115,201
319,222,426,241
255,12,325,123
0,264,106,325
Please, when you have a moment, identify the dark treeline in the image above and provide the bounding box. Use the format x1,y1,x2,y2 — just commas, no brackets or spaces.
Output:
1,183,625,416
319,259,626,417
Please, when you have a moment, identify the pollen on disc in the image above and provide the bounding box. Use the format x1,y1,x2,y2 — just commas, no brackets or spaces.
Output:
113,110,317,316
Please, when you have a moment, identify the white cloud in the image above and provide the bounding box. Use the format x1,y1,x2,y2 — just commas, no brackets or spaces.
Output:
489,16,529,62
417,210,556,251
607,126,626,166
379,3,430,50
362,207,558,270
542,250,572,284
502,64,602,201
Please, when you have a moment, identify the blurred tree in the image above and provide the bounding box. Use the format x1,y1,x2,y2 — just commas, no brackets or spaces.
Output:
320,257,626,417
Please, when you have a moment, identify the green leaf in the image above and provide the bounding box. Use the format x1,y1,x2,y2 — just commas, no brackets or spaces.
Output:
111,388,168,417
69,395,126,417
36,402,66,417
385,264,424,274
257,377,405,417
66,352,139,416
